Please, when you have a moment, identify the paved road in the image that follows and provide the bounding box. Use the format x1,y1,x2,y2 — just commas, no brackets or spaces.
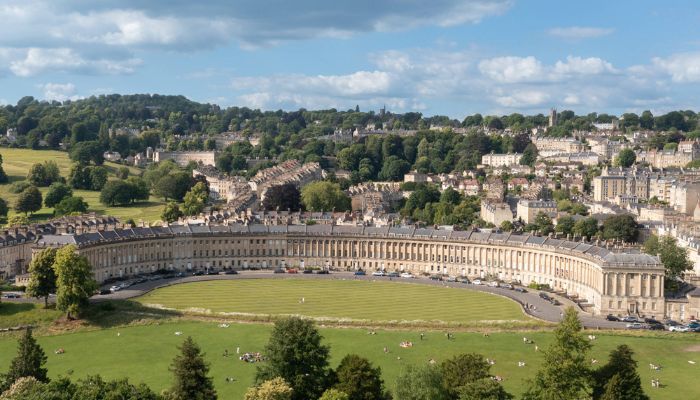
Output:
94,271,629,329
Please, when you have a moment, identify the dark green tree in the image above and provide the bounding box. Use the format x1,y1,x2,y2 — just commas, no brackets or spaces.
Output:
14,186,43,215
643,235,693,280
167,337,217,400
520,143,538,167
53,245,97,319
0,328,48,392
440,353,490,398
25,248,57,307
263,183,302,211
54,196,88,216
523,307,591,400
44,182,73,208
591,345,648,400
394,365,449,400
162,202,184,223
601,214,638,242
573,217,599,239
69,141,104,165
256,317,332,400
0,198,8,224
333,354,390,400
615,149,636,168
301,182,351,212
457,379,513,400
555,216,576,236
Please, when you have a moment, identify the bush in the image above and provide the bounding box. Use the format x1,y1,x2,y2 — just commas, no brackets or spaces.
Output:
9,181,31,194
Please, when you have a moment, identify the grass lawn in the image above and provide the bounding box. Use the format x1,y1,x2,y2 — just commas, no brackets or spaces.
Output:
0,320,698,399
0,302,62,328
136,279,532,326
0,148,166,223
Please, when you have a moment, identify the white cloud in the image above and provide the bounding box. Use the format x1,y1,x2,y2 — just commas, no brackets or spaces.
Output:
652,52,700,82
39,82,82,101
478,56,543,83
553,56,616,76
8,47,141,77
493,89,549,107
548,26,614,39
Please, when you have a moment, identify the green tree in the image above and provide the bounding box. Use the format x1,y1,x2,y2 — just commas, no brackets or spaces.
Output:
26,163,47,187
320,389,350,400
500,220,514,232
263,184,302,212
162,202,184,223
167,337,217,400
245,377,293,400
555,216,576,236
183,182,208,216
256,317,331,400
523,307,591,400
99,180,133,206
601,214,638,242
440,353,491,398
379,156,411,181
54,196,88,216
520,143,538,167
440,187,462,205
301,181,351,212
26,161,61,187
25,248,57,308
615,149,636,168
117,166,130,179
44,182,73,208
573,217,599,239
394,365,449,400
591,345,648,400
0,329,48,393
457,379,513,400
643,235,693,280
534,212,554,235
52,245,97,319
0,154,8,184
89,166,108,190
69,141,104,165
334,354,390,400
0,198,8,224
14,186,42,215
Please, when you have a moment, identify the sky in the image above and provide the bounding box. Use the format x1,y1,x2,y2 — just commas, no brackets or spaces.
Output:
1,0,700,118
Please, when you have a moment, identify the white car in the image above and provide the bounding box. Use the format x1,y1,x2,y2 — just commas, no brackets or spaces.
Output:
668,325,690,332
488,281,500,287
372,271,386,277
400,272,415,278
109,285,121,292
472,279,482,285
626,322,643,329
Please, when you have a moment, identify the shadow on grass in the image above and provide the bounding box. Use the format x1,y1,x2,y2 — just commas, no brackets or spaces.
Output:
0,302,34,316
83,300,182,329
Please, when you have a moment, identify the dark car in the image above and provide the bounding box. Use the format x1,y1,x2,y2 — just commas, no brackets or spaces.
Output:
273,268,285,274
353,270,366,276
315,270,329,274
387,271,400,278
550,299,561,306
621,316,638,323
459,277,470,284
3,293,20,299
539,292,551,301
207,270,218,275
429,274,442,281
644,318,662,325
192,271,204,276
98,289,111,295
224,269,238,275
606,314,620,322
514,287,527,293
647,323,665,331
302,269,313,274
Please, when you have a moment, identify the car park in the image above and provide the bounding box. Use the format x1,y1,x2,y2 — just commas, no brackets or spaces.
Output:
372,271,386,277
626,322,644,329
353,270,366,276
606,314,620,322
400,272,415,278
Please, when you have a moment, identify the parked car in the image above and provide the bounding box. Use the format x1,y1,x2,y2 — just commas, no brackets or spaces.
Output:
514,287,527,293
109,285,121,292
286,269,298,274
224,269,238,275
446,276,457,282
626,322,644,329
302,269,313,274
488,281,499,287
668,325,690,332
501,283,514,290
459,277,470,284
192,271,204,276
273,268,285,274
315,270,330,274
387,271,400,278
3,293,20,298
621,316,638,323
98,289,111,295
400,272,415,279
606,314,620,322
539,292,551,301
550,299,561,306
372,271,386,277
644,318,662,325
429,274,442,281
472,279,482,285
354,270,366,276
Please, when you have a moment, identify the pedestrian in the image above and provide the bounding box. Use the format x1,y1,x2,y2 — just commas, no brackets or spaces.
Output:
236,347,240,354
420,333,424,341
223,349,229,357
384,347,388,353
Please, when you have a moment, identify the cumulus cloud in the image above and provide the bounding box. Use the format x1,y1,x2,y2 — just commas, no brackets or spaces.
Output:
548,26,614,39
651,52,700,82
478,56,543,83
553,56,617,76
8,48,141,77
39,82,82,101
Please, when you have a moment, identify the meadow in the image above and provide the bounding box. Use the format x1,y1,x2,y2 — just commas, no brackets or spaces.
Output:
136,279,533,327
0,148,166,223
0,319,698,399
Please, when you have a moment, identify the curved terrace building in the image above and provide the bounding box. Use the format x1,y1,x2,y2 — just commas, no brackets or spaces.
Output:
37,224,665,317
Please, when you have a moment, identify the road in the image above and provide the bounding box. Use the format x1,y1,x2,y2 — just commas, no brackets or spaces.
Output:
93,271,629,329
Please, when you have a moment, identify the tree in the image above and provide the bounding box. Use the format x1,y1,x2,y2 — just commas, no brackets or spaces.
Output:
601,214,638,242
89,166,108,190
162,202,184,223
591,345,648,400
643,235,693,280
573,217,599,239
256,317,331,400
334,354,390,400
379,156,411,181
500,220,513,232
262,183,302,211
26,162,62,187
0,198,8,224
615,149,636,168
25,248,57,308
320,389,350,400
154,172,193,201
69,141,104,165
167,336,217,400
52,245,97,319
245,377,293,400
100,180,133,206
394,365,449,400
117,166,130,179
534,212,554,235
520,143,538,167
0,154,8,184
14,186,42,215
555,216,576,236
440,187,462,205
44,182,73,208
0,329,48,393
54,196,88,216
26,163,46,187
440,353,490,398
523,307,591,400
301,181,351,212
457,379,513,400
183,182,208,216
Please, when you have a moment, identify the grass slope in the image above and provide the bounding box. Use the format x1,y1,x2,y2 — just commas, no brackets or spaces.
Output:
0,321,698,399
136,279,530,325
0,148,166,223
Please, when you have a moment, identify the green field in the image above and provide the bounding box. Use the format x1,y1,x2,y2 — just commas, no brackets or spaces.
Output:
136,279,531,326
0,320,698,399
0,148,166,223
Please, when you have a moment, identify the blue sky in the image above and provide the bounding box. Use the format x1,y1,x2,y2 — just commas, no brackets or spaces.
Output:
1,0,700,118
